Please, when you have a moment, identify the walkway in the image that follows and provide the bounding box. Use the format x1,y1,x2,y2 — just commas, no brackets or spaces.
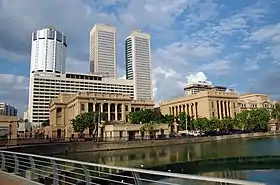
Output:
0,171,40,185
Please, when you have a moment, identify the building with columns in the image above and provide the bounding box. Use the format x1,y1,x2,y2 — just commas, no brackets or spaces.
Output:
49,92,155,138
160,90,240,119
239,93,276,110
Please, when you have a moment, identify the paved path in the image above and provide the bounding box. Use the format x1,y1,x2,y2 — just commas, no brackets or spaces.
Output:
0,171,41,185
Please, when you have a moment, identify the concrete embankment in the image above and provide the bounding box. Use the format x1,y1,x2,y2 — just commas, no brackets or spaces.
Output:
4,131,280,155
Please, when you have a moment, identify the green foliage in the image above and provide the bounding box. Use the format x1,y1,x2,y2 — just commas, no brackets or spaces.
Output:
193,117,209,131
271,103,280,120
128,109,174,125
235,109,270,131
140,121,157,133
177,112,194,130
129,108,271,133
182,109,270,132
71,111,99,134
41,119,50,127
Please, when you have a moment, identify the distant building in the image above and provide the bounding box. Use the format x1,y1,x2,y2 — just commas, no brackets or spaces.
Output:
239,93,276,110
89,24,116,78
184,82,229,96
48,92,155,138
0,102,17,116
30,28,67,74
125,30,153,100
160,90,240,119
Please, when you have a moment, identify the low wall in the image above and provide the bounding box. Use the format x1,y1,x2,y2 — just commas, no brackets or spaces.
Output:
5,131,280,155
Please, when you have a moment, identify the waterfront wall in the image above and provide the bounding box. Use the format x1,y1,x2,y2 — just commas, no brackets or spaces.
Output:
5,131,280,155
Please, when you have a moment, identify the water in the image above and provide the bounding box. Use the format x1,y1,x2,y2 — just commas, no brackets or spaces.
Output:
63,136,280,184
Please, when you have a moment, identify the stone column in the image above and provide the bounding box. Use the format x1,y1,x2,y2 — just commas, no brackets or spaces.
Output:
100,103,103,113
93,103,96,112
115,103,118,121
122,104,126,121
127,104,132,122
100,103,104,121
54,109,57,127
228,101,231,117
85,103,88,112
108,103,111,121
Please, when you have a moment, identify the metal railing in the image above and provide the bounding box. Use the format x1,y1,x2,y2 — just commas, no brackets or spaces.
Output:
0,150,265,185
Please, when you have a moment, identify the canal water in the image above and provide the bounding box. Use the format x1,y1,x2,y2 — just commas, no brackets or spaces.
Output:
63,136,280,184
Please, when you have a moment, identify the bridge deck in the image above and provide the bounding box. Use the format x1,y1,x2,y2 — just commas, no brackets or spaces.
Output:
0,171,40,185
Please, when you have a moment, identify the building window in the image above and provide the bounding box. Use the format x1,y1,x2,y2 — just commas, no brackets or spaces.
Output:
212,112,215,117
81,104,85,111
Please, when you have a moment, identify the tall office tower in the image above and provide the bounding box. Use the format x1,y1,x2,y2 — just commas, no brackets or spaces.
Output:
30,27,67,74
89,24,116,78
125,30,153,100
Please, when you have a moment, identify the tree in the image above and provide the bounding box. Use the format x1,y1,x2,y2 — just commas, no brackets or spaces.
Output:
140,121,157,138
41,119,50,127
271,103,280,120
129,109,162,124
71,111,99,137
161,114,174,126
235,109,270,132
193,117,208,130
178,112,186,130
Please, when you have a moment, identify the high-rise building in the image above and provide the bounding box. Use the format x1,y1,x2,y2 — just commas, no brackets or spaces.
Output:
30,28,67,74
28,72,134,125
0,102,17,116
89,24,116,78
125,30,153,100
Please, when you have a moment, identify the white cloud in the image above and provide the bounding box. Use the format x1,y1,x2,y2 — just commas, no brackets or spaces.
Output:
250,23,280,42
199,59,232,77
0,74,29,116
186,71,212,85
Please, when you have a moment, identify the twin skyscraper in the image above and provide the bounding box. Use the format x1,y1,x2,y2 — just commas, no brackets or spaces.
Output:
89,24,153,100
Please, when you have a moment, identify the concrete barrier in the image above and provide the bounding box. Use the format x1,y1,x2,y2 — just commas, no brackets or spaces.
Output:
5,131,280,155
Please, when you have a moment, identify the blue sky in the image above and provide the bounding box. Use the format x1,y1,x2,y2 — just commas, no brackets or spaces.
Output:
0,0,280,116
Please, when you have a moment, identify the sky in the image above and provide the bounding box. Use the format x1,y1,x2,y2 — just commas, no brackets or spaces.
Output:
1,0,280,116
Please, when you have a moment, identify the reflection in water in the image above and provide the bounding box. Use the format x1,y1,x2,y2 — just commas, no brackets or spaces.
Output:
202,170,280,185
63,136,280,169
61,136,280,184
